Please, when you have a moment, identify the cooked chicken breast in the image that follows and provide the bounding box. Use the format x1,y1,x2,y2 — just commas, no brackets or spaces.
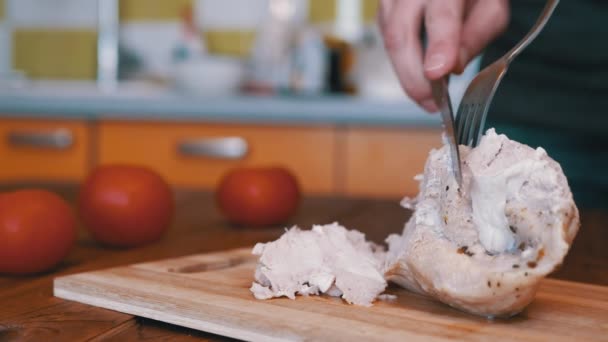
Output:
251,129,579,317
250,223,387,306
385,129,580,317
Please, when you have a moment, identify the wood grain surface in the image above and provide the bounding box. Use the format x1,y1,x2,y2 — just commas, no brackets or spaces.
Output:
54,248,608,341
1,183,607,341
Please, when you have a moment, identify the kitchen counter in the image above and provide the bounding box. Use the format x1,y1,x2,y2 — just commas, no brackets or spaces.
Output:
0,57,480,126
0,80,472,126
1,183,606,341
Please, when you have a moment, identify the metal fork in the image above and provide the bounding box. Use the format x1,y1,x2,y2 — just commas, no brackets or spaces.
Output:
455,0,559,147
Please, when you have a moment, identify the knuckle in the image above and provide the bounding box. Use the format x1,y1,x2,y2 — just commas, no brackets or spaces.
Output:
427,4,459,24
383,27,403,52
491,0,511,31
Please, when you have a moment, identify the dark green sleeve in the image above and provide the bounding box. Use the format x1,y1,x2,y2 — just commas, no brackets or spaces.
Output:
482,0,608,136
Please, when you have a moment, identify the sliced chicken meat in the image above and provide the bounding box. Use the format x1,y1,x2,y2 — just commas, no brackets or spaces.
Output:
250,129,579,318
250,223,387,306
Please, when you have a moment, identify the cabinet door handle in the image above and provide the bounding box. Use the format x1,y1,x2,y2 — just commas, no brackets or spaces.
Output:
7,129,73,149
177,137,248,160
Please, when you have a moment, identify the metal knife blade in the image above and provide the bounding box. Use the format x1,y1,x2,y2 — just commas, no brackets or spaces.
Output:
431,77,462,186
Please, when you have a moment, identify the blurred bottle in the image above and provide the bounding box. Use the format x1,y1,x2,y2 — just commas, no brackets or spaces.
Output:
352,26,403,100
172,4,206,64
290,27,326,95
245,0,297,94
316,0,363,95
246,0,327,96
324,35,357,94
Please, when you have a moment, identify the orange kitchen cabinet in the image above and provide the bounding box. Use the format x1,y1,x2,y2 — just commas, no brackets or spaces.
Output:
97,121,336,194
339,127,442,199
0,119,91,182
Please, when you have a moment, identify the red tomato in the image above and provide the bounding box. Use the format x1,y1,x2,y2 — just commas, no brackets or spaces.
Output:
216,166,300,226
0,189,76,274
78,165,174,248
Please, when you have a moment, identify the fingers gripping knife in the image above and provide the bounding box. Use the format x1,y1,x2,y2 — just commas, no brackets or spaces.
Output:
430,0,559,186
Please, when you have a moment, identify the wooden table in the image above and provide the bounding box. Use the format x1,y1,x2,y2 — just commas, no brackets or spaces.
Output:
1,184,607,341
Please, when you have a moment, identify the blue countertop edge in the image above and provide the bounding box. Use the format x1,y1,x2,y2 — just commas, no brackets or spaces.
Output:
0,94,442,127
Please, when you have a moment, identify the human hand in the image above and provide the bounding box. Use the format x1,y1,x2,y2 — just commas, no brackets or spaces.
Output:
378,0,510,112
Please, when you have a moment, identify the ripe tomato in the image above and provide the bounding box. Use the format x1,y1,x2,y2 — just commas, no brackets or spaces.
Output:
216,166,300,226
78,165,174,248
0,189,76,274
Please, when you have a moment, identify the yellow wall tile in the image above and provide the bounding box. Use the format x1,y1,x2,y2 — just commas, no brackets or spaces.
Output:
309,0,336,23
203,30,255,57
13,29,97,80
120,0,193,21
363,0,378,23
309,1,377,24
0,0,4,20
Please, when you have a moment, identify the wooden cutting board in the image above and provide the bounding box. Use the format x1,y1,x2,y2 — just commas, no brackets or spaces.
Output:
54,247,608,341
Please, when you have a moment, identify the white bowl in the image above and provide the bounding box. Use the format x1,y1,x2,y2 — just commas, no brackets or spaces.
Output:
174,57,244,97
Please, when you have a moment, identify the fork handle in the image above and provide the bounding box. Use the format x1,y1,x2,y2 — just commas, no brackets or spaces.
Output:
505,0,559,62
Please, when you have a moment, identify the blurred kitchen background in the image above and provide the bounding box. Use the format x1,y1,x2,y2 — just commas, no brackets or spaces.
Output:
0,0,480,199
